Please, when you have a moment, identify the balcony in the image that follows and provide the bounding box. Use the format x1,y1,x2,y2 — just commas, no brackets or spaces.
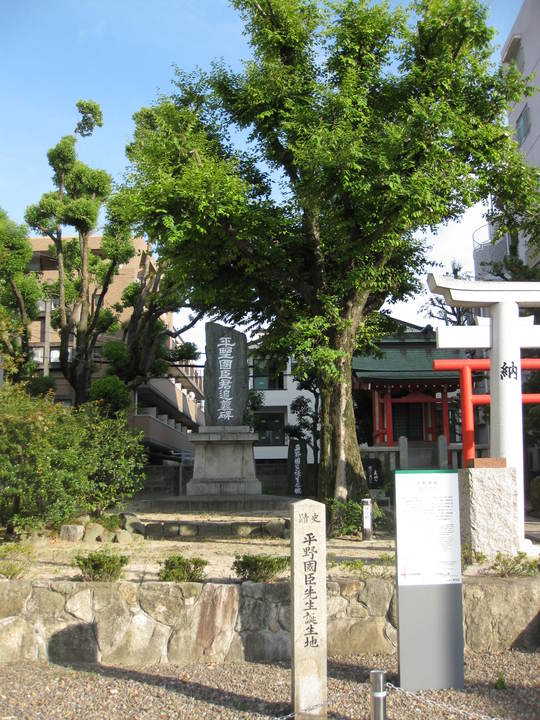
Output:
130,412,195,456
472,224,511,278
135,377,204,429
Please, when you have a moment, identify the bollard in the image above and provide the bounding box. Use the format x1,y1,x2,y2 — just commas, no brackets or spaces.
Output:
362,498,372,541
370,670,386,720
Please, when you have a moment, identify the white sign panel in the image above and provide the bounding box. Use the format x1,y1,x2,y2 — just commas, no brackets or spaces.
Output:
395,471,461,586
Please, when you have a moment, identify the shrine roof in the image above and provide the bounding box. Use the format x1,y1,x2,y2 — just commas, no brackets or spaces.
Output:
352,326,466,383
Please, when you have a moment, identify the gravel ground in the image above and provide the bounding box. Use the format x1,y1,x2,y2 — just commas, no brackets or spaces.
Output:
0,651,538,719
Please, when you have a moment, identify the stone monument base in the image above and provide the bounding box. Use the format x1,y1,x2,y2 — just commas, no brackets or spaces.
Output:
458,466,520,557
186,426,262,496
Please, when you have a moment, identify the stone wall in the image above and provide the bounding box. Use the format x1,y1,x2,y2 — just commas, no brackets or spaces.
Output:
0,576,538,665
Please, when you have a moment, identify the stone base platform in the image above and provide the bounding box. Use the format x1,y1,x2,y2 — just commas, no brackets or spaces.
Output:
187,425,261,496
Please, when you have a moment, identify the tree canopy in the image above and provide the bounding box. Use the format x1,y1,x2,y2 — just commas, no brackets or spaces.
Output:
103,1,540,498
24,101,135,405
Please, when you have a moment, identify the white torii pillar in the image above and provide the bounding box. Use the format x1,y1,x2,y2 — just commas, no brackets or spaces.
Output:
428,274,540,548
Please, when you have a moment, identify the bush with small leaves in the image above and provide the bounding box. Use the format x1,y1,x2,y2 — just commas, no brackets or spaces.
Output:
232,553,290,582
327,499,387,537
461,544,487,568
97,514,123,532
491,551,539,577
74,550,129,581
0,541,33,578
0,560,24,578
158,554,208,582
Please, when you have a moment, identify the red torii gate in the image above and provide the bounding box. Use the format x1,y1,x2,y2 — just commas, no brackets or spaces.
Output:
433,358,540,464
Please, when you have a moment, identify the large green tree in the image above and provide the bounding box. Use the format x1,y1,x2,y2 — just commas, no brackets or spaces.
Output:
24,101,135,405
121,0,540,500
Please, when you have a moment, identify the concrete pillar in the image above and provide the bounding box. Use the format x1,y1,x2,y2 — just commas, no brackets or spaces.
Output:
490,301,524,541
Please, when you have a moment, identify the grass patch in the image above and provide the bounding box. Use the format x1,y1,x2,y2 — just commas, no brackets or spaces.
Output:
158,554,208,582
232,554,290,582
461,544,487,568
0,541,34,578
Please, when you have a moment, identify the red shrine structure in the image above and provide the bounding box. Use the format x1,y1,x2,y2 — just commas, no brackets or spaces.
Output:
352,321,469,467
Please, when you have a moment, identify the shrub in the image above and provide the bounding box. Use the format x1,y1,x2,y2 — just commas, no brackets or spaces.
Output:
89,374,130,413
0,541,33,578
0,560,24,578
327,499,363,536
327,498,388,537
158,554,208,582
98,514,123,532
232,553,290,582
0,383,146,529
491,551,540,577
327,500,389,537
494,672,507,690
74,550,129,581
27,375,56,397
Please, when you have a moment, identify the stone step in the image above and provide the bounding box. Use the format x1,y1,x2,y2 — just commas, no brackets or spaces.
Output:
128,494,301,513
139,517,291,540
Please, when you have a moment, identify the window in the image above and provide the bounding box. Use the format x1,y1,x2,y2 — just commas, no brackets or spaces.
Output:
503,36,525,74
254,411,286,446
514,44,525,74
516,105,531,147
253,360,284,390
28,253,43,271
31,347,44,364
50,347,73,364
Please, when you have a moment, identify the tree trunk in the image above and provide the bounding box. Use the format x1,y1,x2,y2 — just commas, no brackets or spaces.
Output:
318,316,367,502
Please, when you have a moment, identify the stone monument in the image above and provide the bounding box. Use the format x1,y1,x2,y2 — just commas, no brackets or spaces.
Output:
186,322,261,495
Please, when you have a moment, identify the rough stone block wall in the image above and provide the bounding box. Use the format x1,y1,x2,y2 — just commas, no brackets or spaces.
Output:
0,577,538,665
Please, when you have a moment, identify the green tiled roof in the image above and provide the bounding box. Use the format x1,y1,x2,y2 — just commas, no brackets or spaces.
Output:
352,330,465,383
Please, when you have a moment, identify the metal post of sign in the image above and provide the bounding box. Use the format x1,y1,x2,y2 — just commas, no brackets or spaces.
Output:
370,670,386,720
362,498,372,541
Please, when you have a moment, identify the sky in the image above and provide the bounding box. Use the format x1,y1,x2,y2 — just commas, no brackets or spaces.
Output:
0,0,525,352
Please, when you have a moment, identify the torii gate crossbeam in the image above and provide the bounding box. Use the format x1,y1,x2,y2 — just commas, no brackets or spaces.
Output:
433,358,540,463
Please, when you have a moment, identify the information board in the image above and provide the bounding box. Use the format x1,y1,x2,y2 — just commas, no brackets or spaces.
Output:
395,470,461,586
395,470,464,692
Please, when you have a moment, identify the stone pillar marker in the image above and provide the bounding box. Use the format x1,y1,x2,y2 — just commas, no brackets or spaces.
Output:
291,499,327,720
287,438,308,496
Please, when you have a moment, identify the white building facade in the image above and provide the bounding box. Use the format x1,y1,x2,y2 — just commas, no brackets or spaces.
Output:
473,0,540,276
248,356,316,464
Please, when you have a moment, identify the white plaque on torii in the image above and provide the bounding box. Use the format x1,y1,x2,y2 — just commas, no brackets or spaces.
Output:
427,274,540,548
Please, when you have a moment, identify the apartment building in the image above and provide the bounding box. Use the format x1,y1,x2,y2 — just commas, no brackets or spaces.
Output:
28,235,203,467
473,0,540,276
